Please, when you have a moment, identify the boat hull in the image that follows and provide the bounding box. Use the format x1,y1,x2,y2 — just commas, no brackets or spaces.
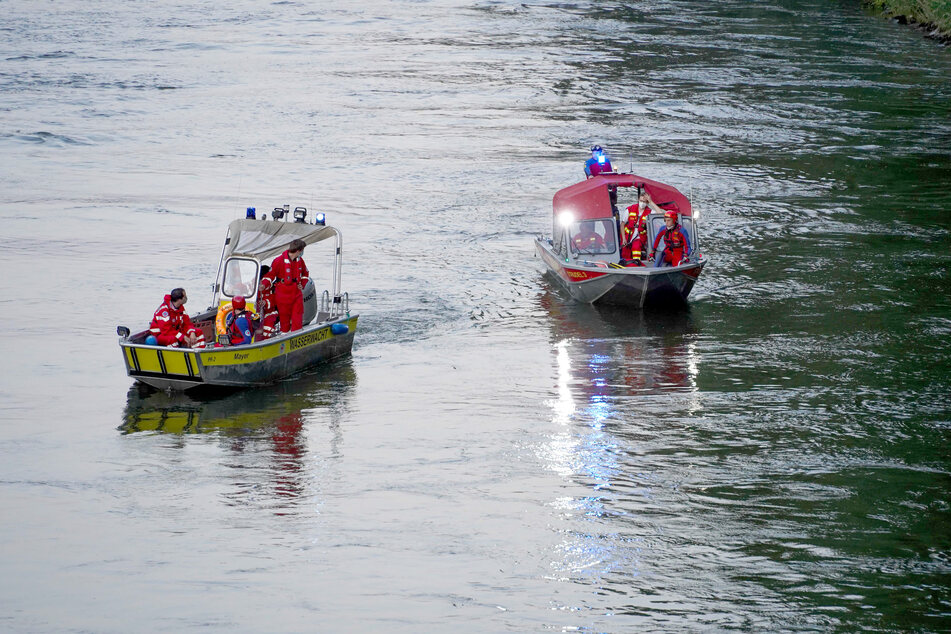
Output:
119,315,358,392
535,239,704,307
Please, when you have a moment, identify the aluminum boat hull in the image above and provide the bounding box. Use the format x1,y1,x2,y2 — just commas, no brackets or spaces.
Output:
119,315,358,392
536,239,704,307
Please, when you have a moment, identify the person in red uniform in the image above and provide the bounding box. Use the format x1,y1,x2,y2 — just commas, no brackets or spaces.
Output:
255,265,279,340
269,238,310,333
149,288,206,348
650,211,692,267
620,191,664,264
225,295,254,345
572,221,606,253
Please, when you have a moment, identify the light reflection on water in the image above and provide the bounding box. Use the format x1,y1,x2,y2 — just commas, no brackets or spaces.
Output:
539,294,705,602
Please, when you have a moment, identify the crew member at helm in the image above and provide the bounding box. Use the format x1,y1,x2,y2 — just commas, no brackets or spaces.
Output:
270,238,310,333
255,265,279,340
149,288,206,348
572,220,606,253
584,145,613,178
650,211,692,267
226,296,254,345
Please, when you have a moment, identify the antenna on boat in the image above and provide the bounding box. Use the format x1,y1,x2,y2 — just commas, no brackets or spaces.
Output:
234,175,243,219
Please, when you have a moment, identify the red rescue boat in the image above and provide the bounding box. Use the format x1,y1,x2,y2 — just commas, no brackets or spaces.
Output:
535,172,707,307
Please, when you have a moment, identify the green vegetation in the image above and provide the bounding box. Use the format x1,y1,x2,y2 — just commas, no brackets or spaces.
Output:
864,0,951,38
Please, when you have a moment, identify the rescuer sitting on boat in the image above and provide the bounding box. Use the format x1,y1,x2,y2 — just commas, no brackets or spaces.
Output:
270,238,310,333
149,288,206,348
584,145,613,178
650,211,692,267
255,265,279,340
572,220,607,254
224,295,254,345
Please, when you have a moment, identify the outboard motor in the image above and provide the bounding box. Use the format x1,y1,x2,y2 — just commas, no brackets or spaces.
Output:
302,279,318,325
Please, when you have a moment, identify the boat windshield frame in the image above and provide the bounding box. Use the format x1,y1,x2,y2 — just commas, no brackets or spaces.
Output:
567,218,618,257
221,257,260,301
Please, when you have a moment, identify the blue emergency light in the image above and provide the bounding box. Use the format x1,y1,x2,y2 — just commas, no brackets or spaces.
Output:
314,212,326,226
246,207,256,219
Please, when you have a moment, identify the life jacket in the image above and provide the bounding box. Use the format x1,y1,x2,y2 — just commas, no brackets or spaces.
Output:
573,232,603,251
662,226,686,252
215,303,233,336
226,311,252,345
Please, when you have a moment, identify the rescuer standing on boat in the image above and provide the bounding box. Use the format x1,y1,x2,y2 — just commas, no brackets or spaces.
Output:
270,238,310,333
650,211,692,267
255,265,279,339
149,288,206,348
621,191,663,263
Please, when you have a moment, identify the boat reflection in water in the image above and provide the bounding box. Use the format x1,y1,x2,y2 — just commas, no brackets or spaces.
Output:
537,286,701,592
119,360,356,508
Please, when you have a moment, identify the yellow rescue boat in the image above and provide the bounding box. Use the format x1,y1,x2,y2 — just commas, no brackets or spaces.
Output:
117,207,358,392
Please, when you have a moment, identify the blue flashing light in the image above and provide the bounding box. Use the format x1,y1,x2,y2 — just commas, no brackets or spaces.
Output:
246,207,256,219
596,153,606,165
314,212,326,226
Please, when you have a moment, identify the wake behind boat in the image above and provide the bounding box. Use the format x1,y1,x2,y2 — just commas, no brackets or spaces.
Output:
535,154,707,307
117,206,358,392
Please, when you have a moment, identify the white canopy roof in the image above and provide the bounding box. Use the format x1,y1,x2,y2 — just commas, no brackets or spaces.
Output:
222,219,337,262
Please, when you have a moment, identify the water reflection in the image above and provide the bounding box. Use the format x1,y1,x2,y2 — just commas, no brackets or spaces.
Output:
537,286,701,589
119,361,356,513
120,360,356,436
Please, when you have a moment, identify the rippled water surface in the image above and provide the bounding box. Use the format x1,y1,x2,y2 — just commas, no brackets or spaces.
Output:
1,0,950,631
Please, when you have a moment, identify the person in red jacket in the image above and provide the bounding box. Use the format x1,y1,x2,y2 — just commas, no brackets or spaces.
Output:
621,191,666,264
149,288,206,348
225,295,254,345
255,265,279,340
650,211,692,267
269,238,310,333
572,221,606,253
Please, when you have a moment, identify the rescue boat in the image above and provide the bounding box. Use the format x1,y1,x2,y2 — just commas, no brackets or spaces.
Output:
117,207,358,392
534,172,707,307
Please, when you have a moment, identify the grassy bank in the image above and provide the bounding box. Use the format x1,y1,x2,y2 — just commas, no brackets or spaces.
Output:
864,0,951,39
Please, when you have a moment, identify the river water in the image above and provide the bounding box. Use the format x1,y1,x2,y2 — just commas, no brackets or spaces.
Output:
1,0,949,631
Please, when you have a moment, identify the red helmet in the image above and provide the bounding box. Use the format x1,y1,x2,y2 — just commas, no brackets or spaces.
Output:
232,295,246,310
664,210,678,221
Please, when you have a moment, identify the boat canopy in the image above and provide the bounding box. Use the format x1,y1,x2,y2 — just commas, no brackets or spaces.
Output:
222,219,337,262
552,173,692,221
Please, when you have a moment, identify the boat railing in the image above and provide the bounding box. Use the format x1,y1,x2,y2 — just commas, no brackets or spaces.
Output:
318,290,350,321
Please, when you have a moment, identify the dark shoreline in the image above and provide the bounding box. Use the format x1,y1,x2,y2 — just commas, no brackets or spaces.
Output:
864,1,951,45
890,14,951,45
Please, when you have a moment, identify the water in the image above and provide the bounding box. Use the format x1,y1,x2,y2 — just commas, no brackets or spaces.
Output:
1,0,950,631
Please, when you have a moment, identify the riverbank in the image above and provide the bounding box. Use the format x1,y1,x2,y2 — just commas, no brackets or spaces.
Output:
864,0,951,42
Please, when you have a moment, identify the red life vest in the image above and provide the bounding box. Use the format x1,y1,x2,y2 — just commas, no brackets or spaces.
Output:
662,226,686,251
621,209,648,259
653,225,687,265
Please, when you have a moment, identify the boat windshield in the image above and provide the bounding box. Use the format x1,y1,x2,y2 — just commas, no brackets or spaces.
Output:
223,258,259,299
568,218,617,256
